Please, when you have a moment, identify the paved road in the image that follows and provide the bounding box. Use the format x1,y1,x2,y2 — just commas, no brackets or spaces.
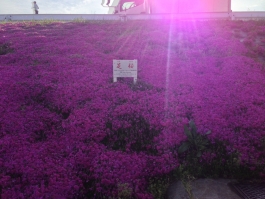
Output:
167,179,241,199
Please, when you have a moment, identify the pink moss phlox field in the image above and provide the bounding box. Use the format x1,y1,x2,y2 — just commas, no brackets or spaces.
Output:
1,20,265,198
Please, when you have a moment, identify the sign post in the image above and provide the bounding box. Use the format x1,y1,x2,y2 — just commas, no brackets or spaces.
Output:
113,60,137,83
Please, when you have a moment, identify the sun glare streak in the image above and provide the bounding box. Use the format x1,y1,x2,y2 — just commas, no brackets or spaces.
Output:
115,21,140,57
191,18,199,39
165,15,174,114
164,16,200,118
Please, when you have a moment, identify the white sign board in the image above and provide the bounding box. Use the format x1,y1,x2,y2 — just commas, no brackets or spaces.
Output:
113,60,137,83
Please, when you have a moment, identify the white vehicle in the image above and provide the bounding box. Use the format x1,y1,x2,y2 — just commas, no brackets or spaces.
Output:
101,0,231,14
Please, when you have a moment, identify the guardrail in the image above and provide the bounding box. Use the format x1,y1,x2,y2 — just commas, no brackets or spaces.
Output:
232,11,265,20
1,12,265,22
0,14,120,21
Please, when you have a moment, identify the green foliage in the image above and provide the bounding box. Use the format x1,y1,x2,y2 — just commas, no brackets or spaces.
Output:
20,20,59,26
176,120,262,180
181,178,194,199
73,17,87,23
148,176,171,199
173,165,195,199
0,43,13,55
102,115,159,154
178,120,211,158
38,19,59,25
117,183,133,199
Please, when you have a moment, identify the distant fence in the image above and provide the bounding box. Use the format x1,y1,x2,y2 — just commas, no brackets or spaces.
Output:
1,12,265,22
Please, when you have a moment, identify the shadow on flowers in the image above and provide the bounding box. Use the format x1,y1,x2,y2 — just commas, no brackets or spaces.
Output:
102,115,159,155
